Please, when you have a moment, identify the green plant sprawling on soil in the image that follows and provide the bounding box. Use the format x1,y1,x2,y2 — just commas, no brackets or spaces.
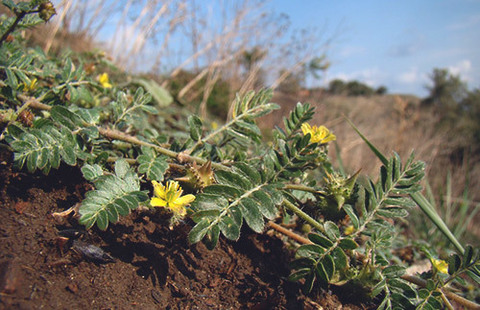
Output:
0,2,479,309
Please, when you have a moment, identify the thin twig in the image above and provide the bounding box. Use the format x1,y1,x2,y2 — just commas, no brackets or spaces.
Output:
267,221,311,245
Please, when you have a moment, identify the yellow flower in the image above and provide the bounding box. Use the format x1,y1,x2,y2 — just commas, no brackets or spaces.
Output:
150,180,195,217
431,258,449,274
344,225,355,235
98,73,112,88
301,123,336,144
21,78,37,92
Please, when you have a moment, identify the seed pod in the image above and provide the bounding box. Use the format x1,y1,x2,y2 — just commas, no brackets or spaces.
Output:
39,2,56,22
175,161,215,191
17,109,34,127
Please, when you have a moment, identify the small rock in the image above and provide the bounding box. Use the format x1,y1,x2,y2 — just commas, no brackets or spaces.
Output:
72,240,115,264
0,259,20,294
66,283,79,294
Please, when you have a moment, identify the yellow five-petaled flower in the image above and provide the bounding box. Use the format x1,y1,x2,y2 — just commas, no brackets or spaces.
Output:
98,73,113,88
431,258,449,274
301,123,336,144
150,180,195,217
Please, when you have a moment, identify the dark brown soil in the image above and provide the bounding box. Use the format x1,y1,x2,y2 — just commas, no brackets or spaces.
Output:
0,147,371,309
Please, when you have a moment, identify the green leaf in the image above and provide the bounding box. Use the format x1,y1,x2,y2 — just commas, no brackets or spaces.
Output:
191,210,220,222
203,184,241,199
191,193,228,211
188,219,211,244
315,254,334,283
114,159,130,178
137,153,168,181
252,188,278,219
215,170,251,189
462,245,474,267
239,197,264,233
188,115,203,141
377,207,409,218
308,233,334,248
5,68,18,90
78,160,147,230
382,265,405,278
131,78,173,107
448,254,462,275
203,225,220,250
303,272,315,293
371,278,386,298
338,238,358,250
81,163,103,181
343,204,359,229
234,162,261,184
10,126,79,173
218,216,241,240
2,0,16,11
296,244,325,258
290,257,316,269
324,221,340,240
332,247,348,270
288,268,312,282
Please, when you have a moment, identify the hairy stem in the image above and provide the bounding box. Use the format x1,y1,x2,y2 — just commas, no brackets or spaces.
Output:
283,184,326,196
282,198,325,233
0,11,27,48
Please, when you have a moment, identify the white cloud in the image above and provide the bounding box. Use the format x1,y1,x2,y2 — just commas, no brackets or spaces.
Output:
448,60,472,81
398,67,420,84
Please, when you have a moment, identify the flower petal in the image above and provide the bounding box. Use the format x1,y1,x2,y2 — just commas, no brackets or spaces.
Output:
301,123,312,136
150,197,167,207
175,194,196,206
431,258,448,274
152,180,166,199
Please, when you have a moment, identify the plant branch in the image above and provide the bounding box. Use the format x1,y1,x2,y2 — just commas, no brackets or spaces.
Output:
267,221,311,245
0,10,28,48
282,198,325,233
283,184,326,196
18,94,229,171
401,275,480,309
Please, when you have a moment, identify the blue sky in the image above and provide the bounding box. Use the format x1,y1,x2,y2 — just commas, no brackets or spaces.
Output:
270,0,480,96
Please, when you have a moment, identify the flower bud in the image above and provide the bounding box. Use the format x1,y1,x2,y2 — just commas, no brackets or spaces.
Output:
39,2,56,22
